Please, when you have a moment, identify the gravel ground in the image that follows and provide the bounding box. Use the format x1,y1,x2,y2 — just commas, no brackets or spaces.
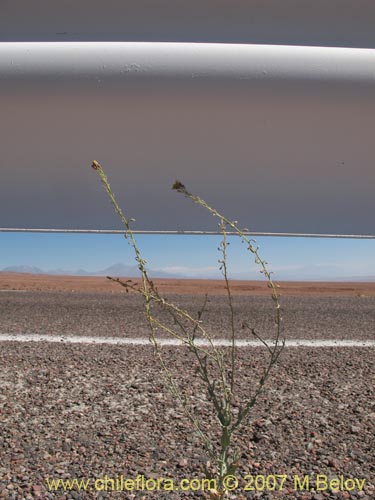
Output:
1,291,375,499
0,344,374,499
0,291,374,340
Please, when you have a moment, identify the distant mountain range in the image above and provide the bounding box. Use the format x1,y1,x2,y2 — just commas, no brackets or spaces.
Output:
0,263,187,279
1,264,375,281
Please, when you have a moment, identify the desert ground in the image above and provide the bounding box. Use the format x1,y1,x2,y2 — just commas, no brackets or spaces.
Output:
1,274,374,499
1,272,375,296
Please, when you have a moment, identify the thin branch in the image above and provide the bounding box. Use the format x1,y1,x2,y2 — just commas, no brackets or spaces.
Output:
218,219,236,403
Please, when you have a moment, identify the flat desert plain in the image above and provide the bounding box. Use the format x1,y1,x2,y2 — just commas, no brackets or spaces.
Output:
1,274,374,499
1,272,375,296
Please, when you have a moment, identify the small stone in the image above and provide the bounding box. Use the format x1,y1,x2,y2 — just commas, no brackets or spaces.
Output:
327,457,339,468
312,494,324,500
62,442,72,452
32,485,42,497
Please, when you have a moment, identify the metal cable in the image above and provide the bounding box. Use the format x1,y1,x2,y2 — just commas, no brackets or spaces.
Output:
1,228,375,239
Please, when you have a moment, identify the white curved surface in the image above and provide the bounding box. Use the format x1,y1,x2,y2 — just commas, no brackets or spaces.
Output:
1,42,375,85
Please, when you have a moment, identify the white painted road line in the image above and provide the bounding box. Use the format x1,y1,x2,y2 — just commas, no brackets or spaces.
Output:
0,334,374,347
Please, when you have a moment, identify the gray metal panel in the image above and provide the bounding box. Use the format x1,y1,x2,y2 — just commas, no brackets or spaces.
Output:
1,42,374,235
1,0,375,48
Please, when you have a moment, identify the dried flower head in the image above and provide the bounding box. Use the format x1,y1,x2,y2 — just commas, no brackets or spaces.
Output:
172,180,186,191
92,160,101,170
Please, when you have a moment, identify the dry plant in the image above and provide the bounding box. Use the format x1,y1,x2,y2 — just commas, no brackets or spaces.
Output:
91,160,284,499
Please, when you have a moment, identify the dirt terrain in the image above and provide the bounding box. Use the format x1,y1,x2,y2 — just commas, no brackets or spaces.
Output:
1,273,374,499
1,290,374,341
1,272,375,297
1,344,374,499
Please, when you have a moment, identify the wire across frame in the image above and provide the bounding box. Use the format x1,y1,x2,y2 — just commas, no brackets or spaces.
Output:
1,228,375,239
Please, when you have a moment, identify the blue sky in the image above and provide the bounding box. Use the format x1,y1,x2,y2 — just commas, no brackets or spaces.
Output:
0,232,374,281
